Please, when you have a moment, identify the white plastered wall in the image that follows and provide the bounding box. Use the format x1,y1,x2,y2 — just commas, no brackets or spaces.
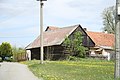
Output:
102,49,110,61
26,50,31,60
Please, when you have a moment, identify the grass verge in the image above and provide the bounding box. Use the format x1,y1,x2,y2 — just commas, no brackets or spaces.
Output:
22,59,114,80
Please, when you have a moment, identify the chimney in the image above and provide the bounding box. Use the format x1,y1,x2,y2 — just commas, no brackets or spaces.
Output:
104,30,108,34
84,28,87,31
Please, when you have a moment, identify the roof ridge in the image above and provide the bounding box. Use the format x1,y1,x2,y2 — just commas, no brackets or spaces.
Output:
48,26,60,28
45,24,79,32
61,24,80,28
47,24,80,29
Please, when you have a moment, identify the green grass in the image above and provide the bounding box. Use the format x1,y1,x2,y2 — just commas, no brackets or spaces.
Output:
22,59,114,80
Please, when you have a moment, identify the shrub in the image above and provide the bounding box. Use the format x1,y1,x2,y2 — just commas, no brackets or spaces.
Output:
0,42,13,60
0,57,2,62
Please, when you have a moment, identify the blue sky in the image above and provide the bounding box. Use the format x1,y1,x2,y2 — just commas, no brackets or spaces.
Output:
0,0,115,47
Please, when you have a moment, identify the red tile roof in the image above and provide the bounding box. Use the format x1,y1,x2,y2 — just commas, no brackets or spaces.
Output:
86,31,115,47
26,25,78,49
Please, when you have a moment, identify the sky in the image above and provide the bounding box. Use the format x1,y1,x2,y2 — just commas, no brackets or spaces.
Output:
0,0,115,47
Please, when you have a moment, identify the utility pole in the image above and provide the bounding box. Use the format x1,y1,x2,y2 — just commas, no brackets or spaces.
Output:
115,0,120,79
37,0,47,64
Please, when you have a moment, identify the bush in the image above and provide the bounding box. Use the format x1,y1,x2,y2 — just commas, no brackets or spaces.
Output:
0,57,2,62
0,42,13,60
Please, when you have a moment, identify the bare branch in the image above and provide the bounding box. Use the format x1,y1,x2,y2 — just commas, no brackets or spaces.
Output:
102,6,115,34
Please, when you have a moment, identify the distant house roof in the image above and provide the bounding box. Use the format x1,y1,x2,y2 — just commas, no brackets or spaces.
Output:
26,24,79,49
45,26,60,31
86,31,115,48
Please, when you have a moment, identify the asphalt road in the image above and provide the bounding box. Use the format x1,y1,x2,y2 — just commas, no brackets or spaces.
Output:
0,62,42,80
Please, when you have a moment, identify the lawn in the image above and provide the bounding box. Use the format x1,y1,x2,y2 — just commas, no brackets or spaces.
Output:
22,59,114,80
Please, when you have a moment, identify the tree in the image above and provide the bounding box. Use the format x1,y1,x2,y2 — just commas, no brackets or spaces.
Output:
12,46,26,61
102,6,115,34
0,42,13,60
63,31,87,58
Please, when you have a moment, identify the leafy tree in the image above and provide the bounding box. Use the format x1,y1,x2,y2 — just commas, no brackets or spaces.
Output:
63,31,87,58
63,37,73,54
12,46,26,61
102,6,115,34
0,42,13,60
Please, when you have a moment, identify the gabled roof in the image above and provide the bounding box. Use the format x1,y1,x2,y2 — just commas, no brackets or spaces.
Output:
26,24,79,49
86,31,115,48
26,24,115,50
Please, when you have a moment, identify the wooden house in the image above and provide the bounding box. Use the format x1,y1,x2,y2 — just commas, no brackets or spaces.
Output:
26,24,115,60
26,24,94,60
